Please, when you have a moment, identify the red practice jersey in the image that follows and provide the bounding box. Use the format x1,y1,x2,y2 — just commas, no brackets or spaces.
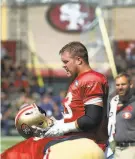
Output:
1,137,53,159
63,70,109,142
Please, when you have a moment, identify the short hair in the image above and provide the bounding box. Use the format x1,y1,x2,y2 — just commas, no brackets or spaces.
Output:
115,72,132,83
59,41,89,64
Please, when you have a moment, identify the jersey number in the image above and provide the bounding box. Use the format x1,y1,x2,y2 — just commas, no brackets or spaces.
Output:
64,92,73,119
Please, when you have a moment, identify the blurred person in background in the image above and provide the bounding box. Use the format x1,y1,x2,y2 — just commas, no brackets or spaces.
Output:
38,94,54,117
52,89,66,112
125,42,135,68
53,101,63,120
31,92,41,105
1,92,12,135
30,78,46,95
16,93,34,107
108,72,135,159
1,45,8,59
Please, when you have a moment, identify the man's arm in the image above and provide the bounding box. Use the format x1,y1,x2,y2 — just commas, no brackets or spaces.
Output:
76,104,103,131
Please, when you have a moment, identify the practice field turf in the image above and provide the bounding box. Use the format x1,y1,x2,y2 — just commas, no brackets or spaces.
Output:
0,136,25,153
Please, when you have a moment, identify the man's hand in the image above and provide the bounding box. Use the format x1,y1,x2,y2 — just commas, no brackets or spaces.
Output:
45,121,68,137
45,120,79,137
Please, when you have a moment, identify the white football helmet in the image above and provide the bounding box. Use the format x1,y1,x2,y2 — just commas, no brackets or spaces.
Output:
15,103,52,139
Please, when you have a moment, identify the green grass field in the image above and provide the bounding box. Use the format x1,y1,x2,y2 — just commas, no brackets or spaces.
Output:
1,136,25,153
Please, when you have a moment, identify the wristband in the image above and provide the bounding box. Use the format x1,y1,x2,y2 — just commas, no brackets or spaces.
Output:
66,121,80,132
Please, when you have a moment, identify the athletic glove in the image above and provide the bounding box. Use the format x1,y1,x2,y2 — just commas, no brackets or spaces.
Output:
44,119,78,137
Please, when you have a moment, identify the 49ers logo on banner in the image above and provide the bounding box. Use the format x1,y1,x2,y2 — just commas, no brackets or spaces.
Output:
46,3,95,33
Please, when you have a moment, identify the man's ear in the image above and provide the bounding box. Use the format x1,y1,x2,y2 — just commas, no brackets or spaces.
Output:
75,56,82,65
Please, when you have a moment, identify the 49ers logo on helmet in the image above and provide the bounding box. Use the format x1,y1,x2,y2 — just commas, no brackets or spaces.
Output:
46,3,95,33
21,124,32,135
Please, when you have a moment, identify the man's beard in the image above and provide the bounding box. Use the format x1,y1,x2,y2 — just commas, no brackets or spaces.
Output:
119,88,133,103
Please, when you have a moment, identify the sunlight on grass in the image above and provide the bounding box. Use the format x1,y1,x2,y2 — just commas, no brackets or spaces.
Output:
1,136,25,153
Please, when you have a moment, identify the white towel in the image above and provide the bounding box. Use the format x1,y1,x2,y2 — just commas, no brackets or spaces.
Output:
106,95,119,158
108,95,119,142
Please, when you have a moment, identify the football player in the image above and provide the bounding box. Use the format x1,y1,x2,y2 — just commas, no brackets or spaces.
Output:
1,41,109,159
42,42,109,151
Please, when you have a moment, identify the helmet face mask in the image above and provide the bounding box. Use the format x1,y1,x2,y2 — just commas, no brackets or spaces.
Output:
15,103,50,139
